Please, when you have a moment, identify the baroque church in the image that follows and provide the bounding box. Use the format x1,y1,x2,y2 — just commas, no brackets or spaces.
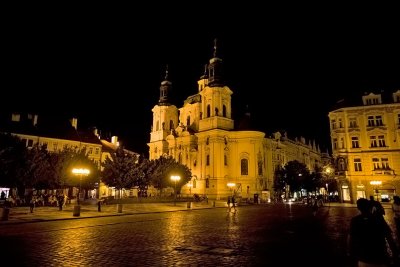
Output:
148,42,326,201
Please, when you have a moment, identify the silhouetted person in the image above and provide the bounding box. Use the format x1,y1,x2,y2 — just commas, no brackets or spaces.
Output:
369,196,385,218
348,198,399,266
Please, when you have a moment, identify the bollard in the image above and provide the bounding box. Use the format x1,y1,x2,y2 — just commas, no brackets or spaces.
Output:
187,202,192,209
73,205,80,217
1,207,10,221
117,203,123,213
97,201,102,212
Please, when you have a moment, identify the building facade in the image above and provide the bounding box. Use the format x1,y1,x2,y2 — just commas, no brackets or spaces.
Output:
148,43,325,201
328,91,400,203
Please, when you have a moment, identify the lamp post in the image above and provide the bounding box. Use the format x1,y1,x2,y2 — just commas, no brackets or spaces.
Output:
171,175,181,206
72,168,90,205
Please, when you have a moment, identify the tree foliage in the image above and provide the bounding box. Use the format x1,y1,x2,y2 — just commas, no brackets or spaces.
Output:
0,133,27,188
101,146,139,190
149,156,192,194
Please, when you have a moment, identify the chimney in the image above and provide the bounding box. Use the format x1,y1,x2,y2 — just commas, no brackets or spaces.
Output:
93,127,100,138
33,114,38,126
11,113,21,122
111,136,119,146
70,118,78,130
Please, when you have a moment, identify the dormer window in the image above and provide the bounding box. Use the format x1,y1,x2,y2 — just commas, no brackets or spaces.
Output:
393,90,400,102
362,93,382,105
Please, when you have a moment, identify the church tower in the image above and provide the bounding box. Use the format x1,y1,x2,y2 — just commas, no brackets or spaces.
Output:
149,67,179,160
198,39,234,132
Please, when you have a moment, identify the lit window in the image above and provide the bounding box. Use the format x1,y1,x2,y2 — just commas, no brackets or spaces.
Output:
351,137,359,148
368,116,375,127
349,118,357,128
354,159,362,172
378,136,386,147
375,116,383,126
241,158,248,175
370,136,377,147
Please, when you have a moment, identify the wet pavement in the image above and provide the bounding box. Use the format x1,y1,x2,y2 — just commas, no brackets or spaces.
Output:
0,200,229,224
0,201,399,266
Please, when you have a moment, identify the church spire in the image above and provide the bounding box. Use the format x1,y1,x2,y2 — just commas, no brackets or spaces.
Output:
208,38,224,87
158,65,172,106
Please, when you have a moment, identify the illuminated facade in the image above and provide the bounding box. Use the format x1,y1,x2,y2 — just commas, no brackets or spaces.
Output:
2,114,102,165
148,43,325,200
328,90,400,203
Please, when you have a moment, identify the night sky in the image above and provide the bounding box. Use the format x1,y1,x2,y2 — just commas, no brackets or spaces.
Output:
3,7,400,157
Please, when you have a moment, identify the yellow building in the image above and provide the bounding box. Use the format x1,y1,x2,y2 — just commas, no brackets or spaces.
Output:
3,113,102,165
328,90,400,203
148,43,325,200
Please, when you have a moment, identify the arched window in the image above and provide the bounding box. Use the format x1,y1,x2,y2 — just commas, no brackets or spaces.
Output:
193,179,197,188
186,116,190,127
224,154,228,166
215,107,219,116
207,105,211,117
206,155,210,166
338,158,346,171
206,178,210,188
156,121,159,131
223,105,227,117
170,120,174,130
241,158,248,175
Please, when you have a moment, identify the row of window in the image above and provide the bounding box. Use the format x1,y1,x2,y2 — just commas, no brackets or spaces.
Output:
154,105,229,132
353,157,391,172
331,114,400,129
333,135,387,149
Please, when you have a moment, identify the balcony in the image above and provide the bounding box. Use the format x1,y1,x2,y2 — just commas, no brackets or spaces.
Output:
372,169,394,176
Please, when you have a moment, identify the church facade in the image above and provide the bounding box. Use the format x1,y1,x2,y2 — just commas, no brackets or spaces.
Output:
148,43,325,201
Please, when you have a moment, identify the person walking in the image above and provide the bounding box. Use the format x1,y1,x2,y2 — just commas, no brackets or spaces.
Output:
29,196,35,213
231,195,236,212
348,198,399,267
227,196,231,212
370,196,385,218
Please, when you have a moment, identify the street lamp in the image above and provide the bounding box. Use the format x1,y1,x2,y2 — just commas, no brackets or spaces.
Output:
171,175,181,206
227,182,236,196
72,168,90,205
370,180,382,201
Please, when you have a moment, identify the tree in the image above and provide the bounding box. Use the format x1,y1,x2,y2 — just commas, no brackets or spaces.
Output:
273,165,285,199
21,144,54,190
0,133,27,189
131,156,154,197
149,156,192,196
281,160,311,196
49,147,99,198
101,146,139,198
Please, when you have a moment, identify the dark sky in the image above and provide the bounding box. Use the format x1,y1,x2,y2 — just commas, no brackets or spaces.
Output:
3,7,400,156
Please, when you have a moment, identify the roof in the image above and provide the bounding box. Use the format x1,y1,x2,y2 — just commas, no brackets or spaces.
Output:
0,113,101,145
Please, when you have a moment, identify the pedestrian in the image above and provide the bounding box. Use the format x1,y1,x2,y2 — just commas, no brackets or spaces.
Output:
392,196,400,239
58,194,64,211
312,196,319,216
348,198,399,266
29,196,35,213
227,196,231,212
369,196,385,218
231,195,236,212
